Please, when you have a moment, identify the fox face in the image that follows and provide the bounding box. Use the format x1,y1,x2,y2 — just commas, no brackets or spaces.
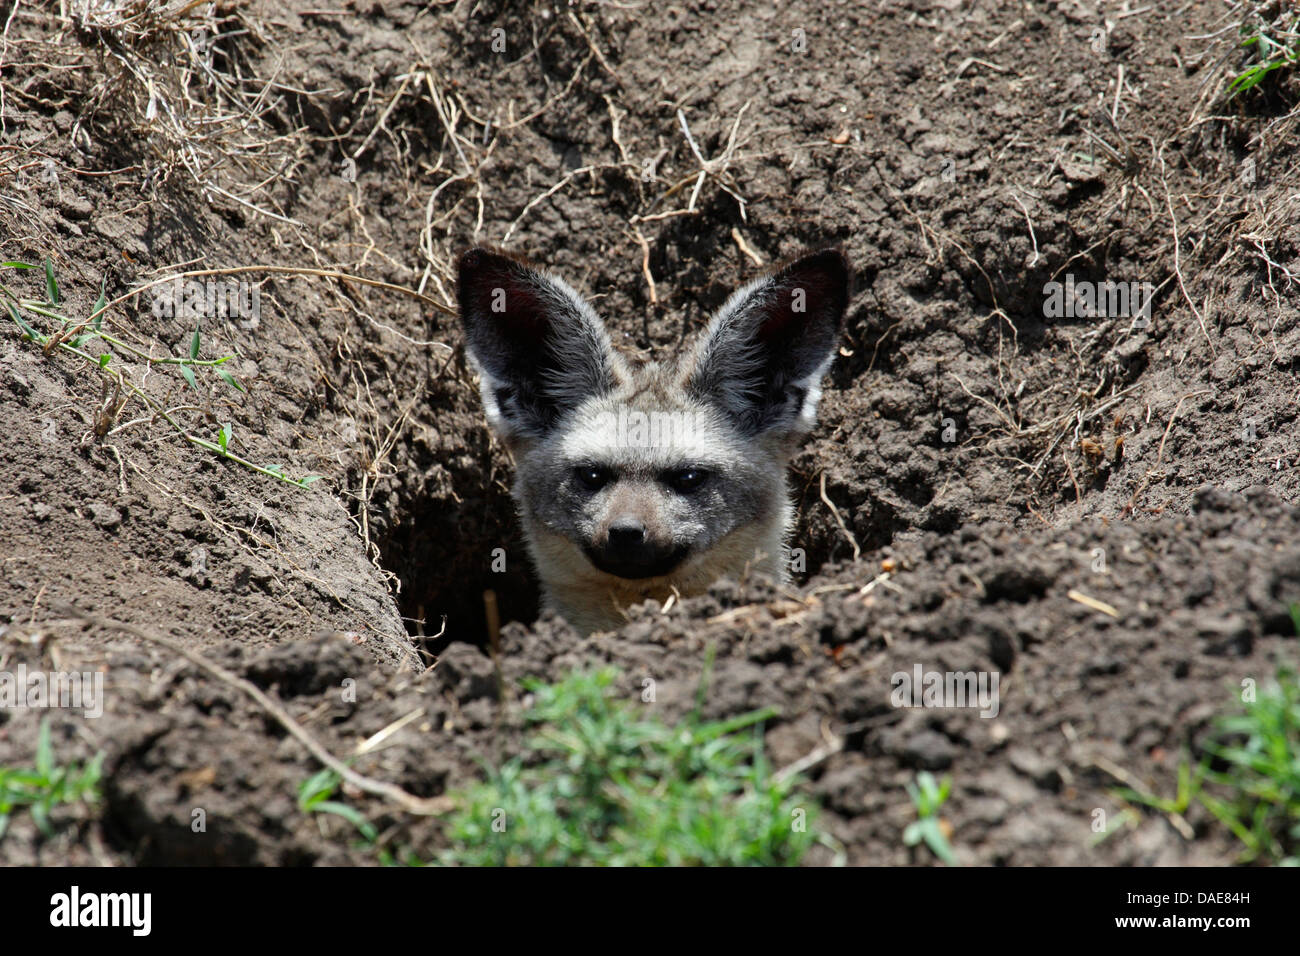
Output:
458,246,850,634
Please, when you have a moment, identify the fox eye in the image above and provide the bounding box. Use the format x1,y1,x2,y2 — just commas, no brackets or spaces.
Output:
666,468,709,493
573,465,611,491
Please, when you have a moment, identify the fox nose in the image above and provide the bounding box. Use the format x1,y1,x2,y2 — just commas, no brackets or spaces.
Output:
585,517,687,580
607,519,646,550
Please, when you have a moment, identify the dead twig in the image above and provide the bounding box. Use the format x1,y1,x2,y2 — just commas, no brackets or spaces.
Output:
67,266,455,352
55,610,453,816
819,471,861,562
631,225,657,305
731,228,764,266
1163,183,1216,357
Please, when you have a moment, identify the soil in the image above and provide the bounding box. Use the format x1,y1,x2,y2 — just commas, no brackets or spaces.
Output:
1,0,1297,866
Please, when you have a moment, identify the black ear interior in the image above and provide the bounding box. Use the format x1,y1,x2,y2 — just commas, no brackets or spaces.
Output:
690,248,850,434
457,247,615,436
754,248,851,387
458,248,551,376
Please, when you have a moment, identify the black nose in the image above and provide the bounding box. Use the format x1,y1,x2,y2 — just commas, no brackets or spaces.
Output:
585,518,687,580
607,519,646,550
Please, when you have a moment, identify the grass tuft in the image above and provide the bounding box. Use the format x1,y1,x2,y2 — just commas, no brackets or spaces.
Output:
1228,6,1300,97
903,771,957,864
1114,612,1300,868
1197,667,1300,864
440,667,821,866
0,717,104,841
2,261,318,487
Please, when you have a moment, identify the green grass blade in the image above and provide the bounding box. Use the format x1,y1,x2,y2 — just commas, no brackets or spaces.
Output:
35,718,53,779
43,258,58,305
91,278,107,330
7,301,44,342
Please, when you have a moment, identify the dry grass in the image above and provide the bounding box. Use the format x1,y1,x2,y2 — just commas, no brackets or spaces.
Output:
1,1,302,222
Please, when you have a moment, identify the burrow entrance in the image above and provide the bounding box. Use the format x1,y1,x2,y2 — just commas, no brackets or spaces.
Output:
375,475,541,655
375,466,881,651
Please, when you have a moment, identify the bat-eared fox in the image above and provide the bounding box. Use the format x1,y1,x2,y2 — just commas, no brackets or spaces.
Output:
458,246,851,634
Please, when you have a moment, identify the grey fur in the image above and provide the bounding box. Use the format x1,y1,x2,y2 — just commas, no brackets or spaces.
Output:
458,247,850,634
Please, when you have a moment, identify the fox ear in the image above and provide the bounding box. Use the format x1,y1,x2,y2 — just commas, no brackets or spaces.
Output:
458,247,622,442
685,249,850,437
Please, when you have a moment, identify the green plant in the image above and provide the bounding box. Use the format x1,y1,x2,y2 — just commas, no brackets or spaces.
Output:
298,768,379,844
1114,619,1300,867
1228,11,1300,97
440,667,822,866
903,771,957,864
0,717,104,839
1196,668,1300,864
2,259,320,488
298,768,428,865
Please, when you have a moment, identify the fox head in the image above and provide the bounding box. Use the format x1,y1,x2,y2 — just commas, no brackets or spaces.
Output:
458,246,850,633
